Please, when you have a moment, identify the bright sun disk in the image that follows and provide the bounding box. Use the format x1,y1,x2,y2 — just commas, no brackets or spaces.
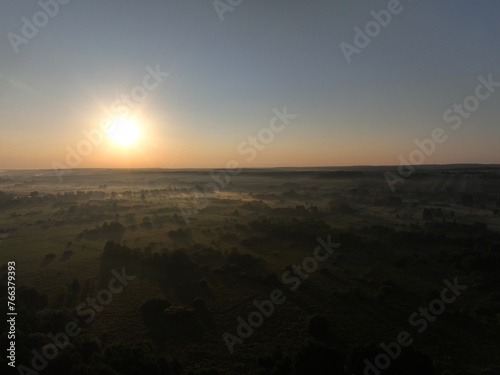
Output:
108,118,140,146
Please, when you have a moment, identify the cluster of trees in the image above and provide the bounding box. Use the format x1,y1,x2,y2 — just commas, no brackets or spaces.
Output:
226,248,263,269
0,227,17,235
140,299,203,340
245,329,435,375
99,241,141,285
77,222,126,242
0,264,444,375
5,216,500,374
141,249,196,274
248,217,332,243
422,207,453,221
0,191,21,209
327,200,357,214
167,228,192,242
269,204,321,217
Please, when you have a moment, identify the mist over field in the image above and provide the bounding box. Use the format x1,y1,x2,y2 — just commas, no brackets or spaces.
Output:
1,166,500,374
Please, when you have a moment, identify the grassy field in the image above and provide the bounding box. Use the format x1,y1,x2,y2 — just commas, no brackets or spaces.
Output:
1,166,500,374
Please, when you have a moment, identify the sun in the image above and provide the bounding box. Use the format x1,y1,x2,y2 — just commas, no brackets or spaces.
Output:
108,118,141,146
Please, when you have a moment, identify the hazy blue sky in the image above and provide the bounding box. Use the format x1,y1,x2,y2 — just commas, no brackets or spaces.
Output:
1,0,499,169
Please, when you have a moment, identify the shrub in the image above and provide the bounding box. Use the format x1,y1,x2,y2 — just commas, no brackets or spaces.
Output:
140,299,171,316
294,341,344,375
307,314,329,340
193,297,207,311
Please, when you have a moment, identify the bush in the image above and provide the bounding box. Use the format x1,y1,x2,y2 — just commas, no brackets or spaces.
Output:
163,305,203,339
187,370,223,375
193,297,207,311
18,286,48,312
74,334,102,361
140,299,171,316
347,345,435,375
44,253,57,262
294,341,344,375
307,314,329,340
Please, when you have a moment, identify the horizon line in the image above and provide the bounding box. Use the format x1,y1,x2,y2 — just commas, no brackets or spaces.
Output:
1,163,500,172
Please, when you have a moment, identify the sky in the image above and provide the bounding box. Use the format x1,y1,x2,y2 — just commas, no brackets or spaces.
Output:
0,0,499,169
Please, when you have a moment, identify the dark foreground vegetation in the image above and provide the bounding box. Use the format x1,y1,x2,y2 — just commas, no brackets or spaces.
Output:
1,167,500,374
